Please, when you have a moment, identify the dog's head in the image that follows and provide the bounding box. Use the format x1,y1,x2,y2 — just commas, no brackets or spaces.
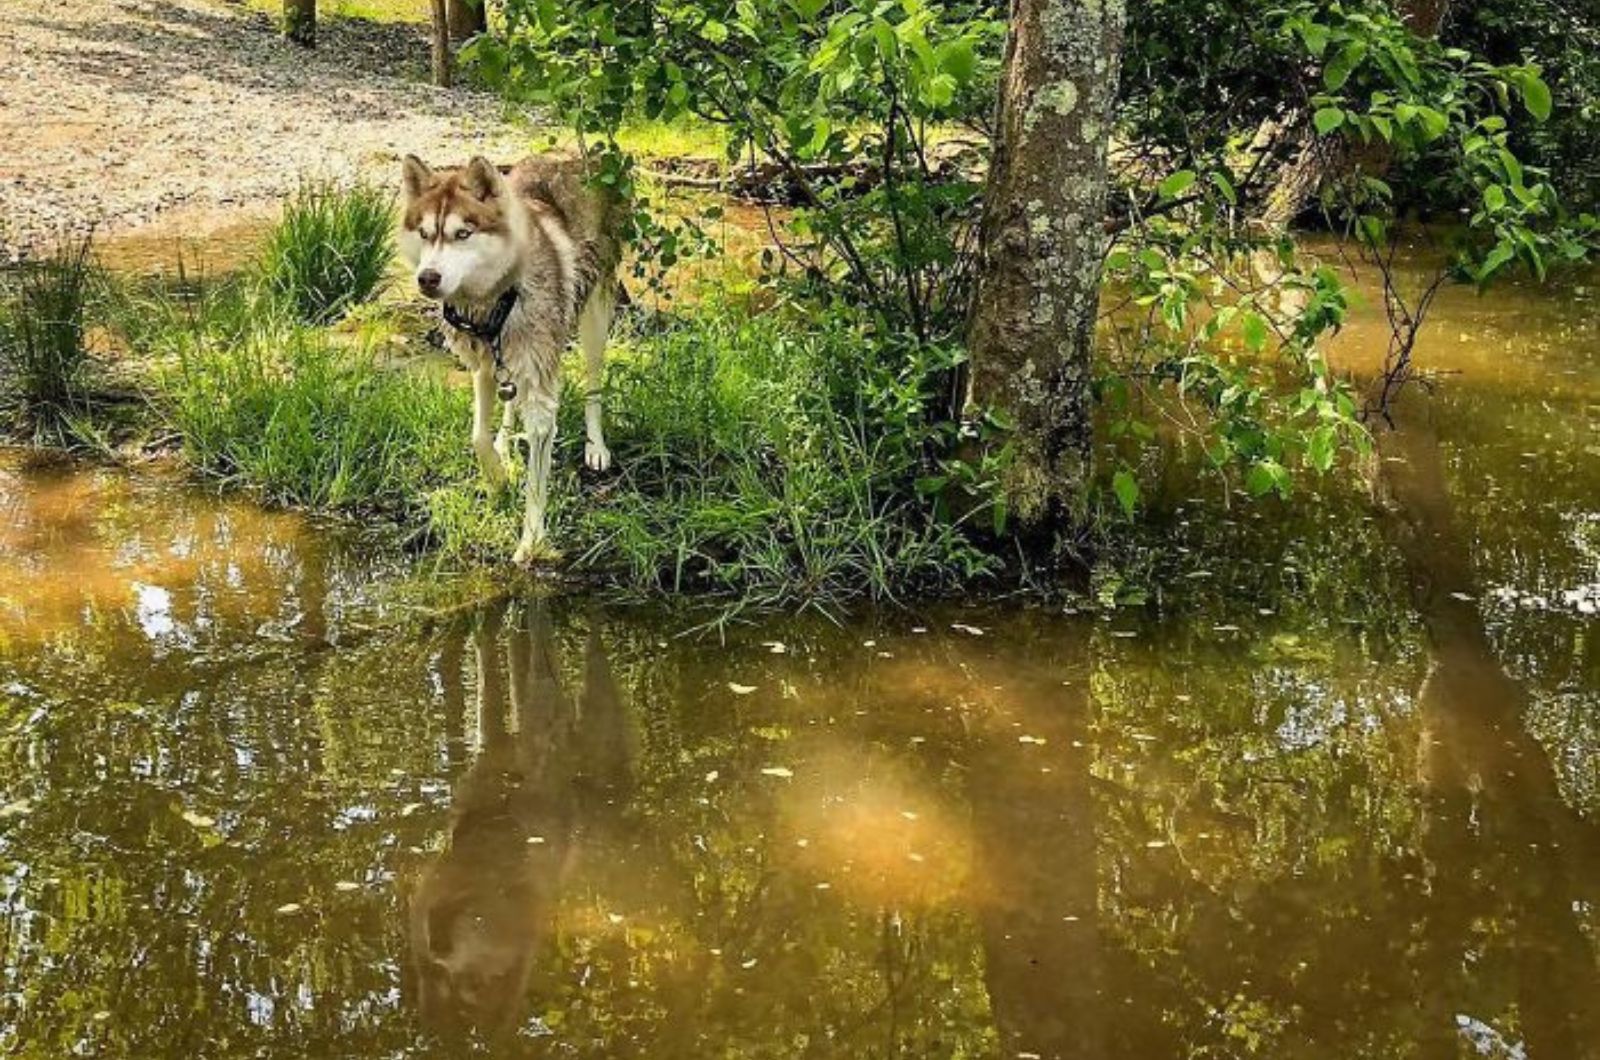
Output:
399,155,519,303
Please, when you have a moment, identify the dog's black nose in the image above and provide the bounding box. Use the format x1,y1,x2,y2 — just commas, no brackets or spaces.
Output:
417,269,442,296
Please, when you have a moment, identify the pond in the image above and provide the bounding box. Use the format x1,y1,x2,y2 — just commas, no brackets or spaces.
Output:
1,249,1597,1057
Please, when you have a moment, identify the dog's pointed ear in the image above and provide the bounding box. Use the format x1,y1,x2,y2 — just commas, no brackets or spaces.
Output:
462,156,505,202
402,154,434,199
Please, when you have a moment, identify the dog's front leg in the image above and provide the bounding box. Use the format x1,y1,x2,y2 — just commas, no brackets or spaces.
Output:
472,362,508,490
512,395,560,566
494,400,518,468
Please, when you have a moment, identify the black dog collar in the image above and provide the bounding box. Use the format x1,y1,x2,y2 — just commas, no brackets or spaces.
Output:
442,286,520,400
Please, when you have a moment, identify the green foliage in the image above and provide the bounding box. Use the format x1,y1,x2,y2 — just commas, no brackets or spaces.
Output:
135,275,1000,607
152,291,469,515
0,235,98,444
258,181,396,325
1102,0,1595,509
475,0,1000,339
440,301,1003,609
1452,0,1600,209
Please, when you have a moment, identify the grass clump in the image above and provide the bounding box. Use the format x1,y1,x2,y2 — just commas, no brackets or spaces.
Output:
259,181,395,325
145,281,998,608
426,301,1003,609
159,313,469,517
0,235,100,444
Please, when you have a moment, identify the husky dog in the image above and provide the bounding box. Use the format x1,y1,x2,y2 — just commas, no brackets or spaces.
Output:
399,152,623,565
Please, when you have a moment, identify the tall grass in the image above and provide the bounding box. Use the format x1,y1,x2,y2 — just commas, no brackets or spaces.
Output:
142,279,996,607
259,181,395,325
0,235,97,442
422,302,1002,608
161,316,470,516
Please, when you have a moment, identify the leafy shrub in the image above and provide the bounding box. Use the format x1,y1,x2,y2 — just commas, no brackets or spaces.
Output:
0,235,97,441
258,182,395,325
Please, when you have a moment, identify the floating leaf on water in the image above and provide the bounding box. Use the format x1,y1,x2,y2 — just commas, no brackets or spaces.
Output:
760,767,794,779
607,913,625,925
900,811,919,820
1450,592,1475,602
1110,630,1138,638
92,1010,111,1022
526,835,546,844
728,683,757,695
400,802,424,817
1,798,34,819
911,626,928,634
907,852,925,863
334,881,360,892
815,882,832,890
862,640,877,648
276,902,303,915
1018,735,1047,745
741,957,758,969
1146,840,1169,849
704,770,720,783
761,641,788,654
1213,624,1241,633
179,809,216,829
950,623,985,636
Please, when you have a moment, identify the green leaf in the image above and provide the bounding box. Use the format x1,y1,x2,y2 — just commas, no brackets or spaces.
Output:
1415,106,1449,143
1483,184,1506,212
1307,425,1336,473
1240,311,1269,352
699,19,729,43
1313,107,1345,135
1112,469,1139,518
935,39,976,83
1245,460,1288,498
1522,75,1553,121
1158,169,1197,201
1210,170,1237,205
1323,41,1366,90
1297,21,1330,58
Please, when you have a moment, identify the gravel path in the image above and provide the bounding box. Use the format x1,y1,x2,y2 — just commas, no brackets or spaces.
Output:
0,0,533,258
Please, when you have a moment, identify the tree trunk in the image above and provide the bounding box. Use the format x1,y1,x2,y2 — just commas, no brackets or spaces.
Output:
429,0,452,88
967,0,1127,530
446,0,485,41
283,0,315,45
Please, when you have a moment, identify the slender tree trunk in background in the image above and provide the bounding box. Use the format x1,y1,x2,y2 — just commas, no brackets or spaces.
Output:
429,0,453,88
447,0,486,41
1262,0,1452,227
968,0,1126,531
283,0,315,45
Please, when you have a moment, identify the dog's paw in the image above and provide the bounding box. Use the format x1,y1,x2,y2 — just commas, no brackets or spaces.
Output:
512,538,564,567
584,438,612,472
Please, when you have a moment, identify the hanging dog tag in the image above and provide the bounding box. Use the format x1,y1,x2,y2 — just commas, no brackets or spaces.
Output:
497,378,518,401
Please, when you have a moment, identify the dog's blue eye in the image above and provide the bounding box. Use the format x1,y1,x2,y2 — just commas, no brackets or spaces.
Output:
455,228,473,241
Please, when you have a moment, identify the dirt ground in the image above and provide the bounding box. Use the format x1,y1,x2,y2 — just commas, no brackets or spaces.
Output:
0,0,533,259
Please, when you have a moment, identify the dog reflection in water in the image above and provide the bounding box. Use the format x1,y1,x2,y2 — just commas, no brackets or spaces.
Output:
406,601,629,1040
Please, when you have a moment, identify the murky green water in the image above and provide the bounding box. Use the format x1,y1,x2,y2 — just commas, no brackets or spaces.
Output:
2,253,1598,1057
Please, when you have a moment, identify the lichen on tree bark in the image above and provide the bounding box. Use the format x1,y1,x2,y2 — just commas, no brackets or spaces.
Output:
968,0,1127,531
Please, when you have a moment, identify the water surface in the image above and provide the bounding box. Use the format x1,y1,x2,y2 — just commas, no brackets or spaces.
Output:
2,252,1598,1058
